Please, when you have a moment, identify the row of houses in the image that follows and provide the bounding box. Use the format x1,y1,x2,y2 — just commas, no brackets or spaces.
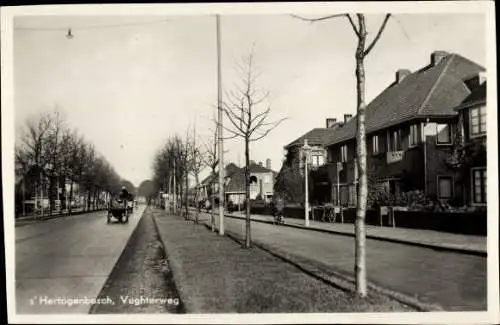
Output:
283,51,487,209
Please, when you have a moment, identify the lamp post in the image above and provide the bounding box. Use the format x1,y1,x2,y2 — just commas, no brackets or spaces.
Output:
302,139,311,227
45,162,54,215
216,14,225,235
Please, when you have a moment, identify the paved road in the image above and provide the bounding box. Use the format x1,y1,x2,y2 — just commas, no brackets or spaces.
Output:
203,214,486,311
15,206,145,314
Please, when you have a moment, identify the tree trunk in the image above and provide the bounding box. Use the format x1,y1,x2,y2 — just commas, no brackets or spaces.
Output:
354,15,368,297
48,176,54,216
195,173,200,224
211,178,216,232
87,190,91,211
245,137,251,248
185,171,189,220
69,179,73,215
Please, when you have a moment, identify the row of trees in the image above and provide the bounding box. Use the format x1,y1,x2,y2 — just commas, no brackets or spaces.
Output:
15,110,129,215
152,49,286,248
151,123,214,226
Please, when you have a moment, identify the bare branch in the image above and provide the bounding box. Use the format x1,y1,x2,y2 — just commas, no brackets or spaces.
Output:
346,14,361,37
363,13,391,57
292,13,362,38
222,107,246,135
249,118,288,142
291,13,347,22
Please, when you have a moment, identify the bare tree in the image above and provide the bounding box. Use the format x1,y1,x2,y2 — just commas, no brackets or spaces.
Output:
201,119,219,232
221,48,287,248
188,122,205,224
152,135,190,216
293,13,392,297
16,111,123,217
18,112,53,216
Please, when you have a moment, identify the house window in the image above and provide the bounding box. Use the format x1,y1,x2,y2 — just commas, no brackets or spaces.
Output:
409,124,419,147
389,129,401,152
470,105,486,136
340,145,348,162
372,135,380,154
263,175,271,184
437,176,453,199
311,154,325,167
472,168,487,204
436,123,452,144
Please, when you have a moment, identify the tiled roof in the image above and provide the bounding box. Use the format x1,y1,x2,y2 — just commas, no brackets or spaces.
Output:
200,162,275,186
325,53,485,147
226,171,246,193
248,162,274,173
285,128,340,149
456,82,486,110
200,163,242,185
225,163,276,193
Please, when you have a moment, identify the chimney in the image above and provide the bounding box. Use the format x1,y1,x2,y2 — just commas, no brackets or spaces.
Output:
479,71,487,84
326,118,337,128
431,51,449,66
396,69,411,83
258,161,263,166
344,114,353,124
266,158,271,170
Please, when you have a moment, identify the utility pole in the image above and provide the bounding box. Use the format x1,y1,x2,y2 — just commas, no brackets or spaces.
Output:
217,14,225,235
173,158,177,214
303,139,310,227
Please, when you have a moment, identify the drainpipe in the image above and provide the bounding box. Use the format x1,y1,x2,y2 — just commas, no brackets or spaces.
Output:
423,118,430,199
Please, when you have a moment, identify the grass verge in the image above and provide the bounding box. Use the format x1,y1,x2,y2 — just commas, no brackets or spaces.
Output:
153,208,417,313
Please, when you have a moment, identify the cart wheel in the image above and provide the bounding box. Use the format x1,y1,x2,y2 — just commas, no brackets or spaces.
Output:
124,213,129,223
107,212,112,224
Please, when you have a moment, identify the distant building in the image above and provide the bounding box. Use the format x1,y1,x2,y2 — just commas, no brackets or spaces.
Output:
197,160,277,205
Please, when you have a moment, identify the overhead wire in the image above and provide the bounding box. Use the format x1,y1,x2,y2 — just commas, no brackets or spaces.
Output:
14,18,170,32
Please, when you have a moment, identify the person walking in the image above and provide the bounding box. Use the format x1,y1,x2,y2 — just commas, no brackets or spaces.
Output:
274,195,285,224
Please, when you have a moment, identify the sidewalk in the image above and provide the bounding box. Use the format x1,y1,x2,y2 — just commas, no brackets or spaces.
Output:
151,208,417,313
188,208,485,255
15,208,103,227
224,211,486,255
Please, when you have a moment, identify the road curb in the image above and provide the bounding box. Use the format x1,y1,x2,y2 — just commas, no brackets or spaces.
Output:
88,206,147,314
213,225,443,312
223,213,486,257
151,210,198,314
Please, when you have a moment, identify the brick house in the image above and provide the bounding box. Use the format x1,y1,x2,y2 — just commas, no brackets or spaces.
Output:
197,162,241,203
279,117,349,203
197,161,277,205
320,51,485,207
225,160,277,204
453,73,487,207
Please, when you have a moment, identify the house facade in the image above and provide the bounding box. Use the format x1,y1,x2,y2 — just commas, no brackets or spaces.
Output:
278,117,349,204
453,74,487,207
226,160,277,204
197,161,277,205
319,51,485,208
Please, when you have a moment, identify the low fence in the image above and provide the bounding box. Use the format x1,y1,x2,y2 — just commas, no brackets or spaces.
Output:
247,204,487,236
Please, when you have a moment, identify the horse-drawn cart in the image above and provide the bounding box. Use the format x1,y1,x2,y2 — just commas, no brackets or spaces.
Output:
107,200,129,224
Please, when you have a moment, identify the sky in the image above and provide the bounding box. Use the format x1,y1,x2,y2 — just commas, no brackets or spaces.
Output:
13,13,486,187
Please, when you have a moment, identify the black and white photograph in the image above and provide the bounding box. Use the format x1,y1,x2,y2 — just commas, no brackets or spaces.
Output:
1,2,498,324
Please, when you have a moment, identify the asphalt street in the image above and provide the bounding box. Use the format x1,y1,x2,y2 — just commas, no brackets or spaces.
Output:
205,214,487,311
15,206,145,314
